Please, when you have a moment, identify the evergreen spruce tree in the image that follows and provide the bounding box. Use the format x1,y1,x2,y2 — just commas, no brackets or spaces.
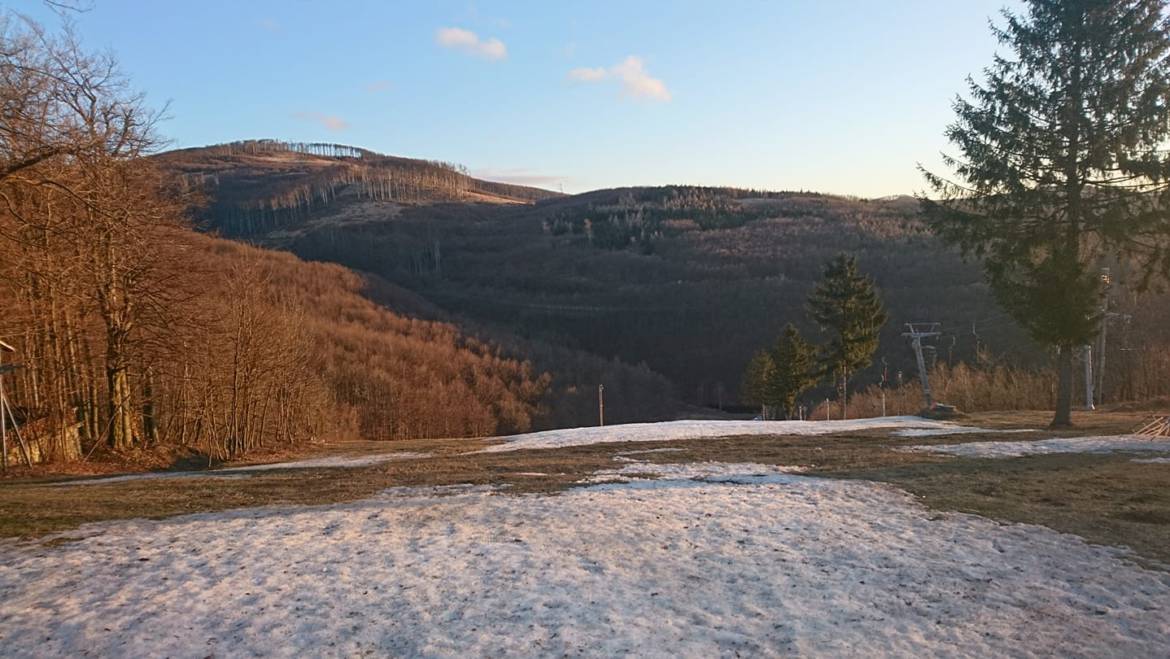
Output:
740,350,775,418
765,324,817,419
922,0,1170,427
807,254,887,418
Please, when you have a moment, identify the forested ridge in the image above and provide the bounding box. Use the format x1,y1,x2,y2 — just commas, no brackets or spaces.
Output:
155,139,560,238
164,145,1170,411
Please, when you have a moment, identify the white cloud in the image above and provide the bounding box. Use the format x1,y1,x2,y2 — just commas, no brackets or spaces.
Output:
435,27,507,60
292,112,349,132
567,55,671,102
364,80,392,93
611,56,671,101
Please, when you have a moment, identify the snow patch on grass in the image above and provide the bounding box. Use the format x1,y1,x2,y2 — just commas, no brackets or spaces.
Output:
54,452,432,486
615,447,687,456
1132,457,1170,464
2,465,1167,656
906,435,1170,458
217,452,431,472
895,427,1036,438
581,460,804,485
482,416,957,453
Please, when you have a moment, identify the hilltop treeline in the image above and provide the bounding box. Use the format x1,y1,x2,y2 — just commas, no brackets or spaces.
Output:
0,18,554,466
158,139,559,236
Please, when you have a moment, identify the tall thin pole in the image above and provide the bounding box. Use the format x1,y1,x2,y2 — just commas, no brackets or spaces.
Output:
1083,345,1095,411
598,384,605,427
1096,269,1111,406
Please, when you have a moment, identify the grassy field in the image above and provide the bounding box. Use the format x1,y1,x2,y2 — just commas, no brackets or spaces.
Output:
1,410,1167,567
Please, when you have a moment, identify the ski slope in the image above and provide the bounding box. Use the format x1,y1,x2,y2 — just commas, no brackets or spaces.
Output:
1,462,1167,656
480,416,958,452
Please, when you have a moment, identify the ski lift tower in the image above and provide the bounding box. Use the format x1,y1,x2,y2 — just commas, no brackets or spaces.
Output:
903,323,941,410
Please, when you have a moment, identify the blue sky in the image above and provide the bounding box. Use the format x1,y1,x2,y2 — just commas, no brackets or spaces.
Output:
15,0,1017,196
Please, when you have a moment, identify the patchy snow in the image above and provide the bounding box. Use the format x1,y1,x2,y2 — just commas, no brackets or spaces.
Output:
49,472,254,486
1133,457,1170,464
481,416,959,453
216,452,431,473
615,447,688,456
907,435,1170,459
1,465,1168,656
53,452,431,487
583,460,805,484
894,427,1036,438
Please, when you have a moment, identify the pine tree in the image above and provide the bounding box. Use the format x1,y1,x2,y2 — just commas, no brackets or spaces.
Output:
740,350,775,418
807,254,887,418
766,324,817,420
922,0,1170,427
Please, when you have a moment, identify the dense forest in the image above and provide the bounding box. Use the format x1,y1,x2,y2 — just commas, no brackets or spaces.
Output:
0,17,674,468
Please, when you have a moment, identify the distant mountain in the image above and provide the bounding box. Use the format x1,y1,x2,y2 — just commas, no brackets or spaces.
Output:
156,140,560,242
160,141,1168,411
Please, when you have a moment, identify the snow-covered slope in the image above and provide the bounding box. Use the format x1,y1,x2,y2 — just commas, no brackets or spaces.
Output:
1,464,1167,656
481,416,956,453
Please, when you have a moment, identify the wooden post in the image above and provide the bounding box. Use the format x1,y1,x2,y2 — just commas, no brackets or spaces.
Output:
598,384,605,427
0,341,10,470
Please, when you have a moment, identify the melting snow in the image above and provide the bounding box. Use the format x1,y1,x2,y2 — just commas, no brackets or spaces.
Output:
907,435,1170,459
53,452,431,486
481,416,958,453
1,465,1167,656
894,427,1036,438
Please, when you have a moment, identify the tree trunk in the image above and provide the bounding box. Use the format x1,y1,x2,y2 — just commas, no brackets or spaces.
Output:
1052,346,1074,428
106,327,135,450
142,367,159,446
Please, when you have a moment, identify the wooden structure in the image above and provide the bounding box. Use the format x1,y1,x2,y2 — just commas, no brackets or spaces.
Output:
1,339,34,468
1134,415,1170,438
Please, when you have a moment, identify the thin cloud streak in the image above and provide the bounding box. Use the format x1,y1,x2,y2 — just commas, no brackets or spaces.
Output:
292,112,349,132
435,27,507,60
471,168,565,189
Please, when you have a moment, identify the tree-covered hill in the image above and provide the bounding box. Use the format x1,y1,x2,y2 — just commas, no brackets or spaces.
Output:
163,144,1170,410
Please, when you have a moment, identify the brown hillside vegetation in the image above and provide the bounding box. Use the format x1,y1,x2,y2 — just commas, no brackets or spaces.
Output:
0,22,561,468
187,233,550,442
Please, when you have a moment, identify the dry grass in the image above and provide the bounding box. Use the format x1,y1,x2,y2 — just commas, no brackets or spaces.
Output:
1,410,1166,567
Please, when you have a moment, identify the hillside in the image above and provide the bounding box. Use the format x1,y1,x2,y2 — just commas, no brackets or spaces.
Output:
155,140,560,241
162,143,1170,410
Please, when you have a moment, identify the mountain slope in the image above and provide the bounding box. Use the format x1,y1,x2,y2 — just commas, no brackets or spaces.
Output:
162,142,1170,410
156,140,559,242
